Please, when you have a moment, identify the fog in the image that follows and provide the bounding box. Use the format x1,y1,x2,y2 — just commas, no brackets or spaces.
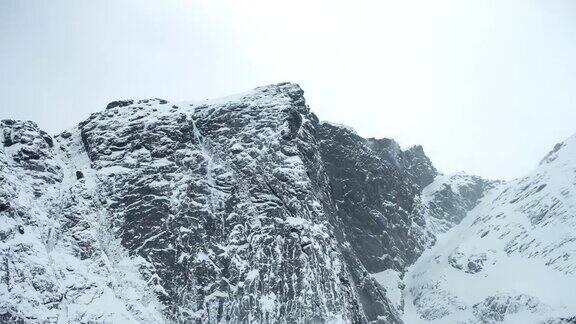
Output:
2,0,576,180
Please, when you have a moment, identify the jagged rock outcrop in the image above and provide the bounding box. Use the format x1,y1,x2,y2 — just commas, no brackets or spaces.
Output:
0,83,493,323
74,83,382,323
0,120,164,323
413,173,498,246
316,123,447,321
318,124,437,274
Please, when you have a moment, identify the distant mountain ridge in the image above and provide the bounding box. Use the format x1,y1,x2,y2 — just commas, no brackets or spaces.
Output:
403,135,576,323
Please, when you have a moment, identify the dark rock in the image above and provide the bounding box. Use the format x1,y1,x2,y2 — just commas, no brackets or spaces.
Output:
77,83,387,323
448,250,488,274
319,122,436,273
17,148,41,161
40,130,54,147
2,129,13,147
0,83,493,323
472,294,545,322
282,108,303,140
0,202,8,212
59,131,72,139
540,142,565,165
0,312,25,324
106,100,134,110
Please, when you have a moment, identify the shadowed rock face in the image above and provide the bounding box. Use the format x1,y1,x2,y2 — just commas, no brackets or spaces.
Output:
76,83,379,323
0,83,487,323
318,124,437,274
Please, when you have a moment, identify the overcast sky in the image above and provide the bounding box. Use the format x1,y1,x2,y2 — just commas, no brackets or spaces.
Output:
1,0,576,180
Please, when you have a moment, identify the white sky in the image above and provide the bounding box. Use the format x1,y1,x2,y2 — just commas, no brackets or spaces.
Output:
1,0,576,180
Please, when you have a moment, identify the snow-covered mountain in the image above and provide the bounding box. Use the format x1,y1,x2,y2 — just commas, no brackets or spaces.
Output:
0,83,458,323
414,173,498,246
1,83,572,324
403,135,576,323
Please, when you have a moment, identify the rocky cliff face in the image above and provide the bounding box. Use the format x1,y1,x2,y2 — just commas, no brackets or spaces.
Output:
318,124,437,274
0,120,164,323
413,173,498,246
1,83,490,323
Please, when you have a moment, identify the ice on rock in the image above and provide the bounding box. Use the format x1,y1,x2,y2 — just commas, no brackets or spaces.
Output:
2,83,438,323
4,82,567,324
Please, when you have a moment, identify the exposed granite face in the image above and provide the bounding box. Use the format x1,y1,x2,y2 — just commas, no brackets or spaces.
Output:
0,83,491,324
317,123,437,274
75,83,386,323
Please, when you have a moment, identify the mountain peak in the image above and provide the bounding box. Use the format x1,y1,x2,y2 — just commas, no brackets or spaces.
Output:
4,83,572,324
403,132,576,323
539,133,576,166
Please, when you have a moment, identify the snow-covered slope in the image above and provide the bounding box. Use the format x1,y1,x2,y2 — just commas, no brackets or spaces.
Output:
0,120,164,323
368,172,493,313
414,172,498,246
403,135,576,323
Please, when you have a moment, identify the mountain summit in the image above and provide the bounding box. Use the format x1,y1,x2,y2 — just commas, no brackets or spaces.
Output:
3,83,572,324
